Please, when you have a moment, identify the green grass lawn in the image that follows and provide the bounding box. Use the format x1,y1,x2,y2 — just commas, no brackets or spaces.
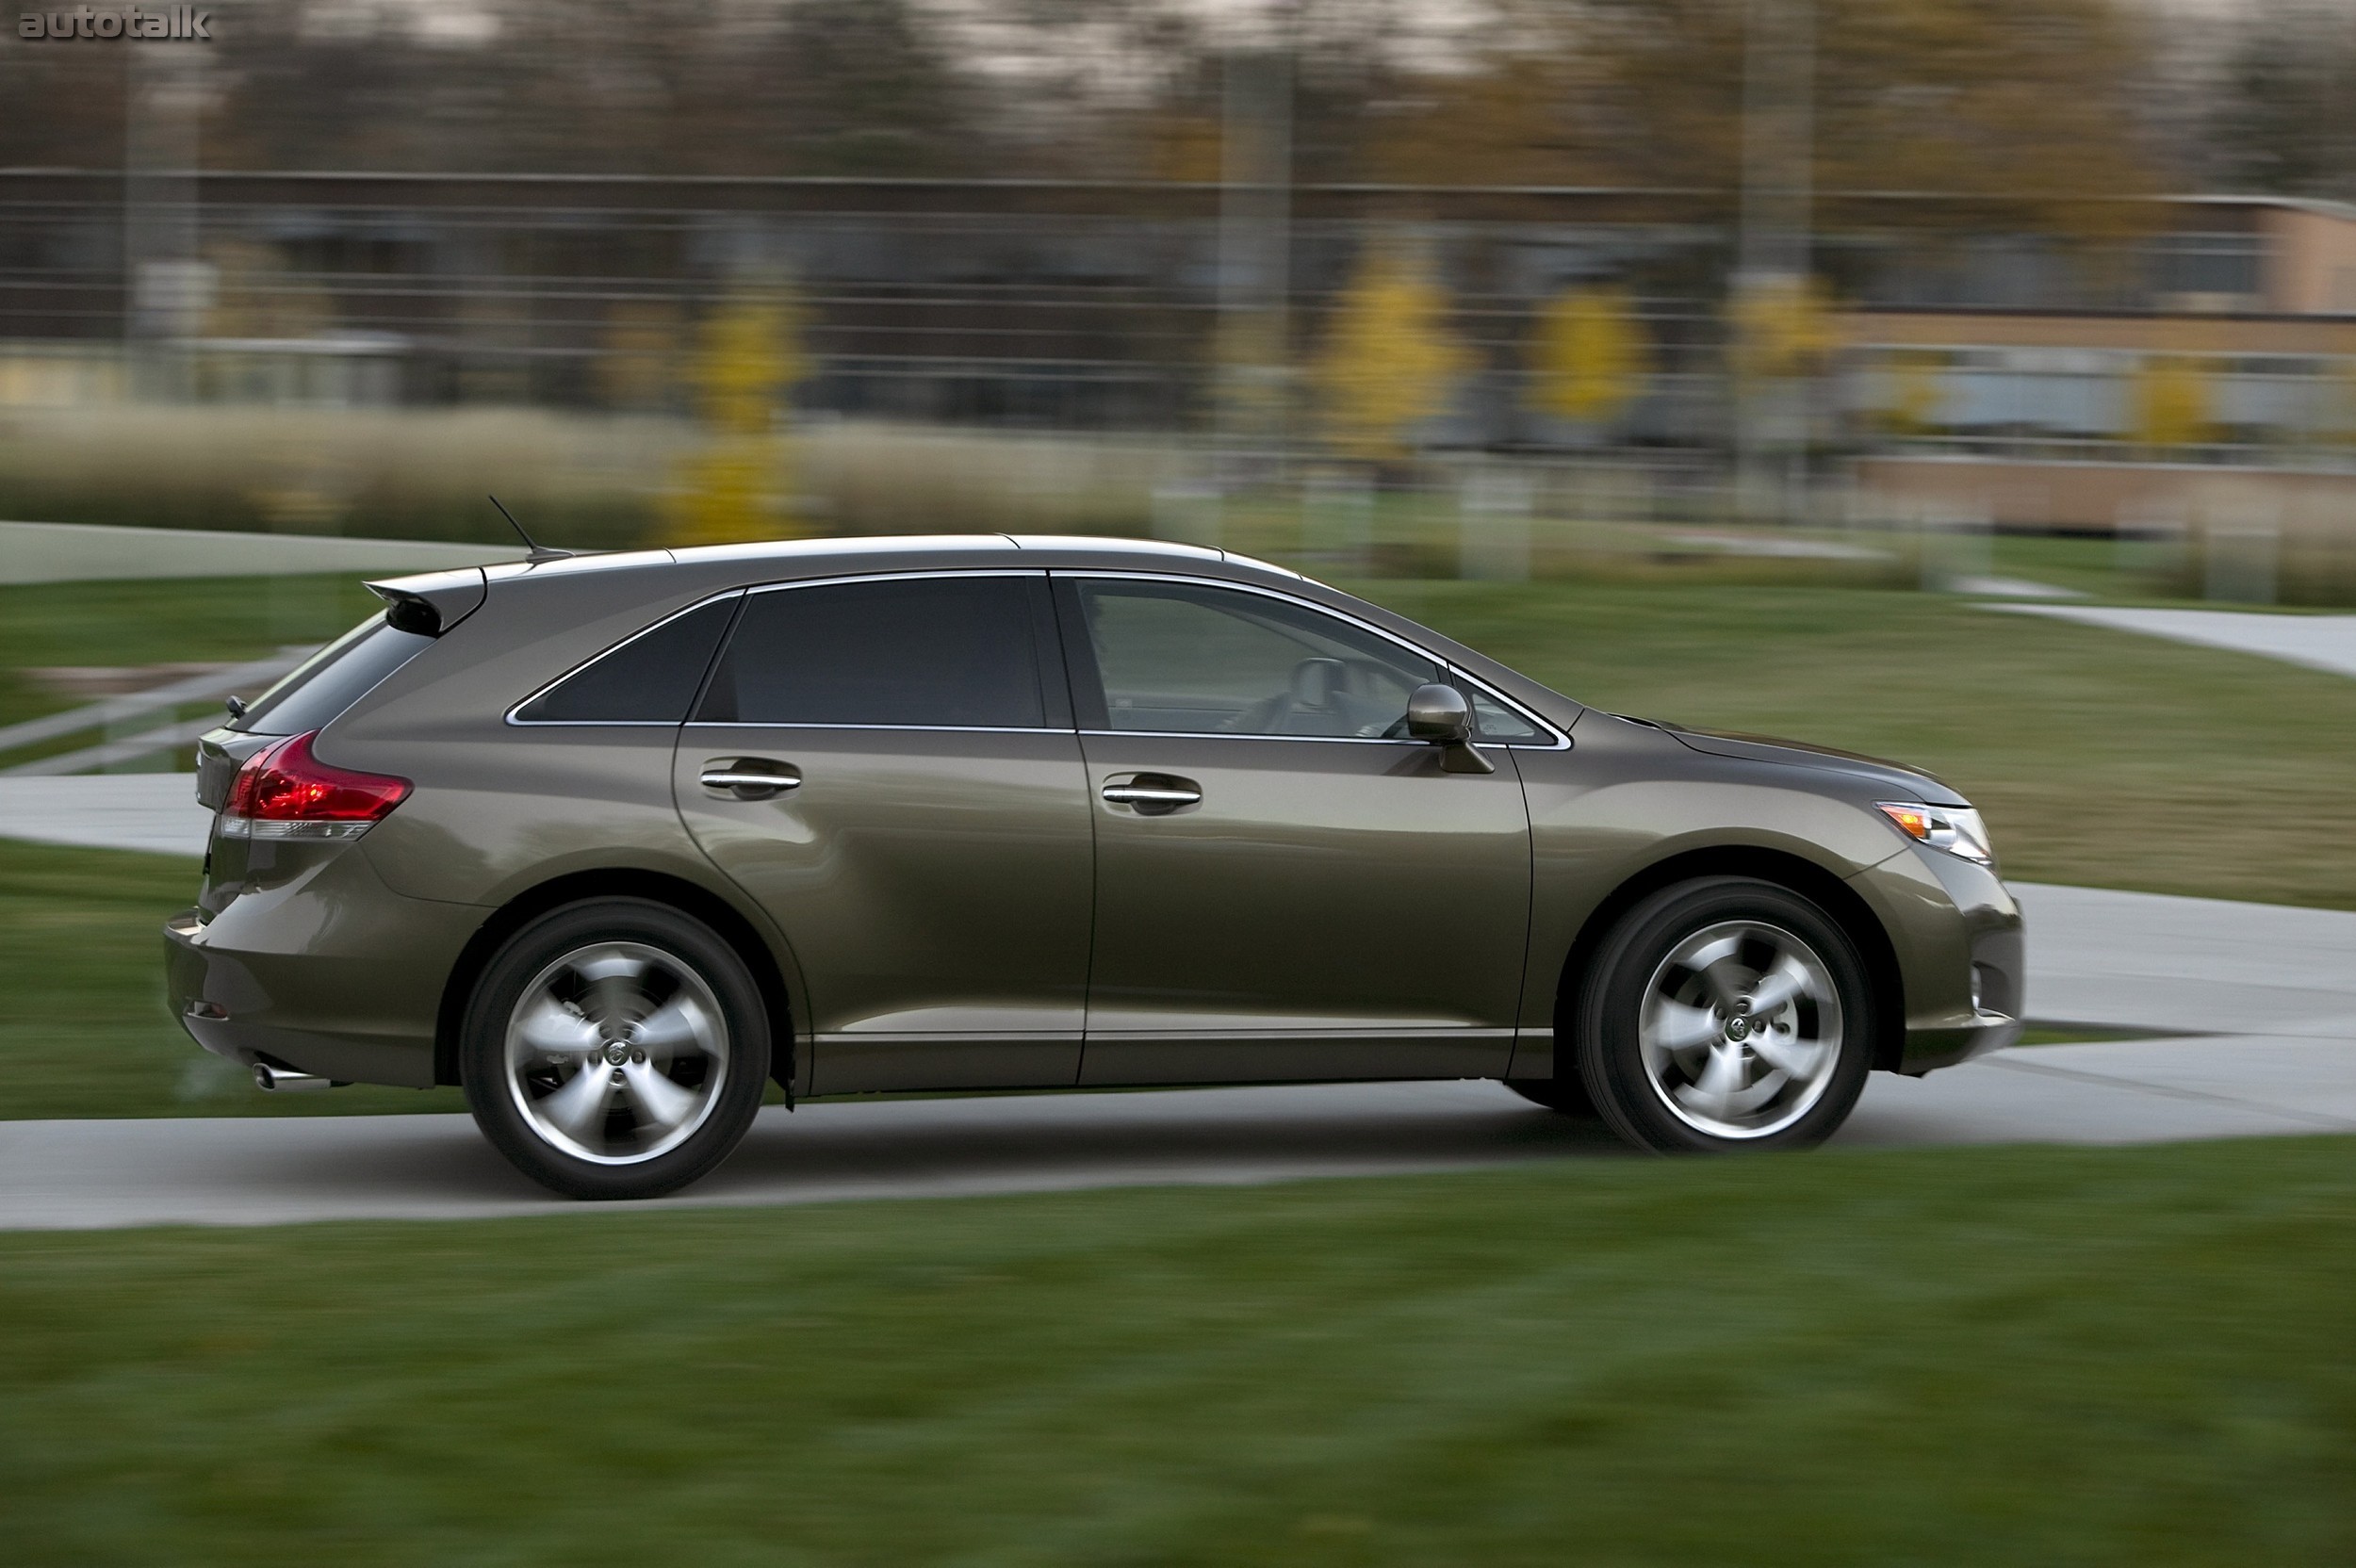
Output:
0,573,384,770
2,1138,2350,1564
0,838,465,1119
1359,580,2356,910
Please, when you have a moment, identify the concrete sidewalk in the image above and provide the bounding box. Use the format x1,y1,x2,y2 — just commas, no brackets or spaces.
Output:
2010,881,2356,1040
0,774,213,858
1990,602,2356,680
2,1051,2349,1231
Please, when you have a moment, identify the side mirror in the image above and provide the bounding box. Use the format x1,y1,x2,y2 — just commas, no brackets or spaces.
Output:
1405,683,1496,774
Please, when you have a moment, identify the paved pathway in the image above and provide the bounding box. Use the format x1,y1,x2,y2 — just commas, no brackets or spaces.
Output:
1991,602,2356,679
3,1049,2350,1232
2013,881,2356,1038
0,775,212,858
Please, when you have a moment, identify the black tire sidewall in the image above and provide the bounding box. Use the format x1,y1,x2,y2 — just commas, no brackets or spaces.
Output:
462,898,771,1200
1574,876,1873,1154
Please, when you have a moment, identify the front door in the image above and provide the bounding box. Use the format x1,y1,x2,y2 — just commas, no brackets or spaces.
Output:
1057,574,1534,1085
676,571,1092,1094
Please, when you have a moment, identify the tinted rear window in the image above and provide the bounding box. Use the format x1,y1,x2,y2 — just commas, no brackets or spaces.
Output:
515,597,739,724
235,616,434,737
698,577,1047,728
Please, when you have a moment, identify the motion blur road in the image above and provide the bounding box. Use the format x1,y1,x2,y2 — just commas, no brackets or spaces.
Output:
1,883,2351,1231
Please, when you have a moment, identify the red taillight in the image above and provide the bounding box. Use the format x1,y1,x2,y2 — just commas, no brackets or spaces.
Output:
221,731,409,839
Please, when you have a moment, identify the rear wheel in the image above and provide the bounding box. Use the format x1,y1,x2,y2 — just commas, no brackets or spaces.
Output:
1574,876,1873,1154
461,898,770,1200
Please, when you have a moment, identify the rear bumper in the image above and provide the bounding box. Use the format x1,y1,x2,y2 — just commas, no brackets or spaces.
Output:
164,847,483,1089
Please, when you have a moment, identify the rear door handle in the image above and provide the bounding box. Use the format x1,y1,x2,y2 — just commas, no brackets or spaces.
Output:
700,759,802,800
1101,774,1202,815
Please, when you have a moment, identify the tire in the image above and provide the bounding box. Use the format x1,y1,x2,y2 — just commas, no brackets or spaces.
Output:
461,898,771,1200
1505,1077,1596,1116
1572,876,1873,1154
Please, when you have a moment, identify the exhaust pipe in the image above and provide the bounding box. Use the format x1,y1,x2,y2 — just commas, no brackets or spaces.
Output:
252,1061,344,1092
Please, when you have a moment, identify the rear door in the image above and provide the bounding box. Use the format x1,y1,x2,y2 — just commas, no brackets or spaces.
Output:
1057,573,1535,1085
674,571,1093,1094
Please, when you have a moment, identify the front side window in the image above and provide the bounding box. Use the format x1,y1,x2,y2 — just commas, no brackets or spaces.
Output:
1073,580,1441,739
1467,689,1542,741
698,575,1051,728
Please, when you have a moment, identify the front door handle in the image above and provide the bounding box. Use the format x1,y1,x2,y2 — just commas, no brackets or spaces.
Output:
700,759,802,801
1101,774,1202,815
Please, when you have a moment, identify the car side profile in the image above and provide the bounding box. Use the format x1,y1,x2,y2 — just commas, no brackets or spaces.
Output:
166,534,2023,1198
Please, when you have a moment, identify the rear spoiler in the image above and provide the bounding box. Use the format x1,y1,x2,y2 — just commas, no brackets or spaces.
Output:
366,566,487,637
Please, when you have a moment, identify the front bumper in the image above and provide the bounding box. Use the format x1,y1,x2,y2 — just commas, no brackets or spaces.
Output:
1848,843,2026,1075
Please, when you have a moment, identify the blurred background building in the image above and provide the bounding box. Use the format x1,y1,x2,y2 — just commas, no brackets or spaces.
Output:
3,0,2354,550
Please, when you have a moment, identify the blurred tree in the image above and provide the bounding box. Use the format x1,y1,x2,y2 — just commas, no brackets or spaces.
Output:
1877,350,1948,436
1728,273,1839,382
1365,0,2165,245
597,302,683,413
1530,285,1652,429
197,0,990,177
2205,4,2356,200
667,283,810,546
0,32,129,167
199,241,336,341
2132,355,2214,453
1311,247,1469,466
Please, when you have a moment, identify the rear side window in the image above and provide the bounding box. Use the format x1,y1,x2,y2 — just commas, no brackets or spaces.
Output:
235,616,434,737
515,597,739,724
697,576,1050,728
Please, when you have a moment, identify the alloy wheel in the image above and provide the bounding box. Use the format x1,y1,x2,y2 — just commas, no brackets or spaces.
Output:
502,941,729,1165
1637,919,1843,1139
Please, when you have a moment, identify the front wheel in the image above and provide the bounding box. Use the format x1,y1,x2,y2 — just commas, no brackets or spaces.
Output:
1573,876,1873,1154
461,898,771,1200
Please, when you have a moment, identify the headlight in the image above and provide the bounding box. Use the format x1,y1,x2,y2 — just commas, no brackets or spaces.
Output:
1876,801,1995,866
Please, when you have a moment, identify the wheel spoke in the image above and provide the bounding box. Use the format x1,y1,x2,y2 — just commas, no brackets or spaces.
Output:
619,1060,696,1133
1646,999,1723,1054
1748,1033,1824,1080
536,1061,616,1143
1677,935,1748,1011
512,995,599,1061
1677,1042,1746,1119
570,948,654,1032
631,995,719,1065
1745,951,1814,1018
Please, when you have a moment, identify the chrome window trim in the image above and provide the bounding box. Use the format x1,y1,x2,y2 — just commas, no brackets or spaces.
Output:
690,722,1072,736
740,566,1050,597
1059,569,1572,750
503,563,1568,748
1078,727,1485,750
